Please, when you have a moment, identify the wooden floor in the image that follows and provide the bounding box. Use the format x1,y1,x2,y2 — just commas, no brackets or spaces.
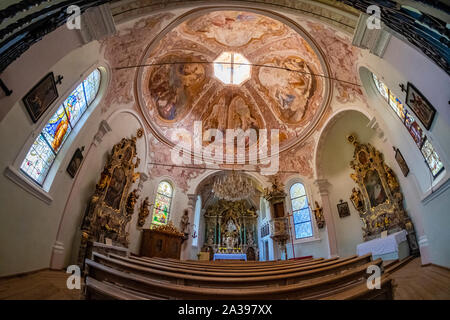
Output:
0,270,82,300
0,258,448,300
389,258,450,300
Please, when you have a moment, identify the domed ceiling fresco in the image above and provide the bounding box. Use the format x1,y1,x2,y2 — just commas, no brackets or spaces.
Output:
137,11,331,154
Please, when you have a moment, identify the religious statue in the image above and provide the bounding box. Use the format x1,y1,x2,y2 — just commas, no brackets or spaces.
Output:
207,228,214,245
247,229,254,246
125,189,139,217
350,187,364,213
180,209,190,235
137,197,151,227
312,201,325,229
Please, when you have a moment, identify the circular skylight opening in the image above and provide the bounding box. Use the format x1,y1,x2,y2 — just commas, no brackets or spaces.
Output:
213,52,251,85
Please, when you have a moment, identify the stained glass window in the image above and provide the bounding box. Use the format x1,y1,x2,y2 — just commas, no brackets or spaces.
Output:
372,72,444,178
152,181,173,225
290,182,313,239
20,69,101,185
421,138,444,177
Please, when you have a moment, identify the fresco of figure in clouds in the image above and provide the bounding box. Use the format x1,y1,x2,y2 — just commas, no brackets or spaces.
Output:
184,11,285,47
258,56,315,123
149,58,206,121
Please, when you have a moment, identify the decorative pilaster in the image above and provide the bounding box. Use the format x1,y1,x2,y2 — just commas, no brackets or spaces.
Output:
92,120,111,147
314,179,338,257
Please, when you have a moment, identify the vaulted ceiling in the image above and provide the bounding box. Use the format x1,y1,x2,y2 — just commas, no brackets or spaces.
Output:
137,11,331,154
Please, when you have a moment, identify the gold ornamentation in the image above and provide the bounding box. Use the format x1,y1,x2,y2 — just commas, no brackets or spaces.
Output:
151,220,184,237
136,128,144,138
347,135,417,243
138,197,151,227
313,201,325,229
77,137,140,267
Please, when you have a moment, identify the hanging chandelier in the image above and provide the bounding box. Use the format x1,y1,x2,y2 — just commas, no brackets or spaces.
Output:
212,171,255,201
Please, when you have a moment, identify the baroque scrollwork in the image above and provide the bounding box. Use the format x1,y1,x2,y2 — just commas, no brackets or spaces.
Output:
138,197,151,228
346,134,419,254
78,136,141,267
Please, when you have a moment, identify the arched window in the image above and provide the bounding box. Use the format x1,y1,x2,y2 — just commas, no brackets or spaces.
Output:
152,181,173,225
372,73,444,178
289,182,313,239
20,69,101,185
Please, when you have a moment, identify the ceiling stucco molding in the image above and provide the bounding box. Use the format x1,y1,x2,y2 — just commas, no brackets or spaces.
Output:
110,0,359,33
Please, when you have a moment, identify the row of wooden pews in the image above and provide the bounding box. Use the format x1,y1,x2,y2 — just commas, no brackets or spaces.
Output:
84,252,394,300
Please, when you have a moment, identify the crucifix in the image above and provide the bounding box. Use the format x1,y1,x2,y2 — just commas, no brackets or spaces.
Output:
55,75,64,85
399,83,406,93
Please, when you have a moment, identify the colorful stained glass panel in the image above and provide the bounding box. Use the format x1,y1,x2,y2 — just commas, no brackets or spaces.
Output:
389,92,406,122
20,135,56,185
64,83,86,127
42,104,72,153
157,181,173,197
83,69,101,105
405,112,425,147
421,138,444,177
373,74,389,101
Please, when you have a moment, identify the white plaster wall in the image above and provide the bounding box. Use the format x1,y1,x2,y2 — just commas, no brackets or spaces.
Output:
357,35,450,267
0,39,108,276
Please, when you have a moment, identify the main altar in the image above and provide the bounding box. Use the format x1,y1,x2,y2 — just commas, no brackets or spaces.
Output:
202,199,258,260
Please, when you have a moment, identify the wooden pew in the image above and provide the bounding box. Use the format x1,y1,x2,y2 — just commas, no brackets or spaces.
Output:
107,253,365,277
128,255,331,271
85,258,386,299
90,253,377,288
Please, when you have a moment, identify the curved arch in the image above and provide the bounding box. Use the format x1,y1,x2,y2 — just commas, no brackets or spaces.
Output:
314,108,374,179
106,108,149,174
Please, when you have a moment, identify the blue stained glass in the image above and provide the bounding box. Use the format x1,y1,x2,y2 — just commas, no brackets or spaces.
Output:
293,208,311,224
83,69,101,105
42,104,72,153
291,196,307,211
20,135,56,185
64,83,86,126
295,222,313,239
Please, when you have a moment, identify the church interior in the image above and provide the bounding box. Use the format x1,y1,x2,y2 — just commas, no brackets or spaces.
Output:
0,0,449,301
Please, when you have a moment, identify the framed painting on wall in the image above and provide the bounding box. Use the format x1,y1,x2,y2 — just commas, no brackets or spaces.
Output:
66,147,84,178
337,200,350,218
394,148,409,177
22,72,59,123
405,82,436,130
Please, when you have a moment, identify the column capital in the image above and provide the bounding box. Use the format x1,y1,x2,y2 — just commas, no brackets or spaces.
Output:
314,179,331,195
187,194,197,209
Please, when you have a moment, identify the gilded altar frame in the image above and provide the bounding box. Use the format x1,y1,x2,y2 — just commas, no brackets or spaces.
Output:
78,137,141,266
347,135,418,254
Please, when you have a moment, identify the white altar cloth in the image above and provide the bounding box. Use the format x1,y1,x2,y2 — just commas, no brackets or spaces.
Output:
213,253,247,261
357,230,407,257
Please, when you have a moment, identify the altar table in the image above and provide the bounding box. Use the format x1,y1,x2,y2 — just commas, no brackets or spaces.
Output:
213,253,247,261
356,230,410,261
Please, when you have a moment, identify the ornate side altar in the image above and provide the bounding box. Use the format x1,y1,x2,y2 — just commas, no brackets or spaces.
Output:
203,200,258,260
347,135,419,256
77,137,141,267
